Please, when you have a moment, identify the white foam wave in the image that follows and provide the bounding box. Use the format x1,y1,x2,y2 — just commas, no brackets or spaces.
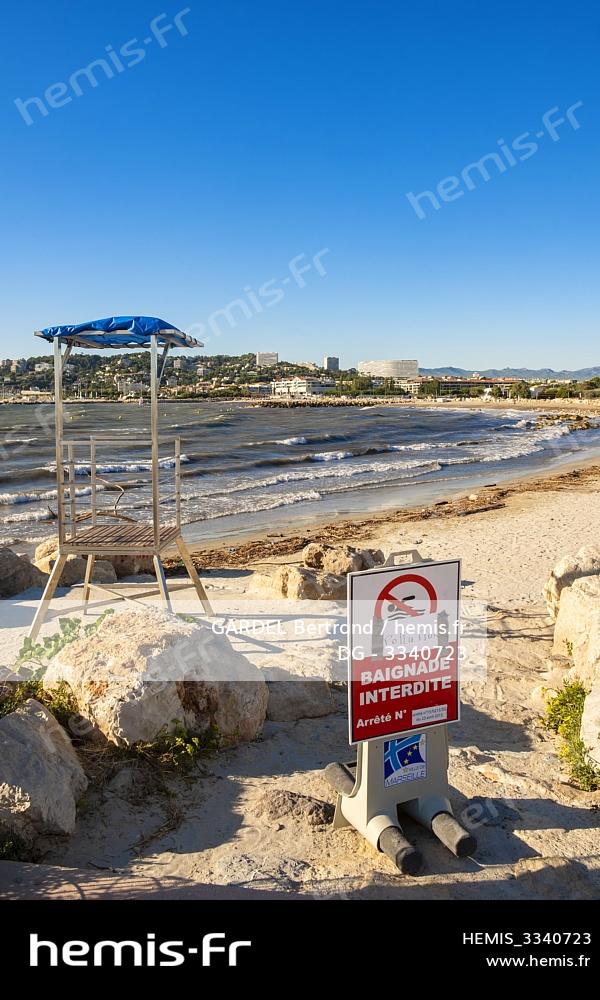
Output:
0,484,102,506
43,456,190,475
1,508,55,524
310,449,354,462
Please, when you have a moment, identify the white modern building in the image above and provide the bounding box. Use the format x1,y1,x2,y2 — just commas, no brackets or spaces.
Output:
256,351,279,367
271,377,334,398
116,379,145,396
244,383,272,396
393,377,424,394
323,355,339,371
358,359,419,378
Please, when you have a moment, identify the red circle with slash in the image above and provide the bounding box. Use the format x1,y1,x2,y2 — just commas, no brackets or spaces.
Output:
374,573,438,620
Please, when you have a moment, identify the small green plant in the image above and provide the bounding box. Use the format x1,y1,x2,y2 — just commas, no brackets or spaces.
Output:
564,639,574,657
0,678,78,727
544,680,600,791
15,608,114,672
135,722,220,772
0,832,32,862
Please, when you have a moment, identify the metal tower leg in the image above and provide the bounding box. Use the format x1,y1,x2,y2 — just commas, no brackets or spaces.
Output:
28,553,67,642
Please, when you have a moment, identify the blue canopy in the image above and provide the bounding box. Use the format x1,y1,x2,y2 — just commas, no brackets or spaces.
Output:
35,316,201,349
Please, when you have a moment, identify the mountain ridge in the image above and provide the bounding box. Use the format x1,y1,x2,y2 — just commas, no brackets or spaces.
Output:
419,365,600,380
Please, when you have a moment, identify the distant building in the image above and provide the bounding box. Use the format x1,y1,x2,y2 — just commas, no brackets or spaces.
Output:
358,359,418,379
116,379,145,396
323,356,339,372
243,383,272,396
11,359,26,374
256,351,279,367
35,362,52,373
173,358,184,371
271,377,333,398
19,388,52,401
394,377,424,394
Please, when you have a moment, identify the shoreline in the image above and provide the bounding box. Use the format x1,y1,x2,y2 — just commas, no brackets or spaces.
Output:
178,454,600,570
3,396,600,413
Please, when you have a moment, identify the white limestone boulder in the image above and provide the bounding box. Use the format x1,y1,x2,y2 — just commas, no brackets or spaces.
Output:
0,548,48,598
543,545,600,620
553,576,600,686
43,607,268,747
0,699,87,844
580,680,600,767
263,667,334,722
35,553,117,587
34,536,145,582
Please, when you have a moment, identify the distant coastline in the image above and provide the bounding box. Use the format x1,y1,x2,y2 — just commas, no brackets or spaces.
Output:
4,395,600,414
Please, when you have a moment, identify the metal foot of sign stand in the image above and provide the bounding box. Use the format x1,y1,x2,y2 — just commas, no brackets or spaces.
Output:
324,550,477,875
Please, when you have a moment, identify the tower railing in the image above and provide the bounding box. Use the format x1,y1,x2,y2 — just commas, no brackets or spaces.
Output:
54,435,182,543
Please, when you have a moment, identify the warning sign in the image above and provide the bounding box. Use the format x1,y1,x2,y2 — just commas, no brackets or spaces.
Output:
347,560,461,744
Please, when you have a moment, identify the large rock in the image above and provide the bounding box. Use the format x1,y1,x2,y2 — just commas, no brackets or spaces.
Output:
553,576,600,685
321,545,364,577
359,548,385,569
302,543,331,569
0,548,48,597
303,543,384,573
34,553,118,587
250,547,384,601
91,561,118,584
43,607,268,747
285,566,323,600
543,545,600,620
35,554,87,587
248,565,323,600
34,536,149,581
0,699,87,844
34,536,60,562
580,680,600,766
253,789,334,826
109,554,155,578
320,573,347,600
263,667,334,721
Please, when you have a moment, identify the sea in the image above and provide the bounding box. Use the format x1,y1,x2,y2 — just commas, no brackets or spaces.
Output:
1,402,600,549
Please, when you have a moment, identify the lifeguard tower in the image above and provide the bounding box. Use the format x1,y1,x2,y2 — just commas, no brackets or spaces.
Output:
28,316,213,641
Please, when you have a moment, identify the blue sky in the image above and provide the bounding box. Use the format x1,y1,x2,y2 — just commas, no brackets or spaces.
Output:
2,1,598,369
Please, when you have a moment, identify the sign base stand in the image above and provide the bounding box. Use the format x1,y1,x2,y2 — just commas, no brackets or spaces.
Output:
324,726,476,875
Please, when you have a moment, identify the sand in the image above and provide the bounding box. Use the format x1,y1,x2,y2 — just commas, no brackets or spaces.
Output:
3,461,595,900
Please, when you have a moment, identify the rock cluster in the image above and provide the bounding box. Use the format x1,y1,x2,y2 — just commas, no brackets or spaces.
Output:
545,551,600,766
249,543,385,601
33,536,155,586
0,547,48,597
534,413,594,432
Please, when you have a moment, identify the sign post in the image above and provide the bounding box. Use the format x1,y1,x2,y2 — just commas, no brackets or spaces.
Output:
324,552,477,875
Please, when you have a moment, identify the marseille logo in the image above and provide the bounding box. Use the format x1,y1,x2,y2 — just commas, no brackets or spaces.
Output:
383,733,427,787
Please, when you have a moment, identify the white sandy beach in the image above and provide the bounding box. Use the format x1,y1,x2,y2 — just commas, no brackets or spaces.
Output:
2,466,598,899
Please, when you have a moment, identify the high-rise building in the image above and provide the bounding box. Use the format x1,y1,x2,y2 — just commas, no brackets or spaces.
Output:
323,356,339,371
358,359,419,379
256,351,279,367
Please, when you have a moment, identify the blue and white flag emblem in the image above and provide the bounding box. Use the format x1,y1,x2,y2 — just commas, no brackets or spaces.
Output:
383,733,427,787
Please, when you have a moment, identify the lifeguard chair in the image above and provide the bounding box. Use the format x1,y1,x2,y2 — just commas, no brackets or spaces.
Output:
28,316,213,641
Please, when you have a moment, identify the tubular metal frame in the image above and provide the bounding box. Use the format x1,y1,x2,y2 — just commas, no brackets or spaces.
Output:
28,334,212,640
